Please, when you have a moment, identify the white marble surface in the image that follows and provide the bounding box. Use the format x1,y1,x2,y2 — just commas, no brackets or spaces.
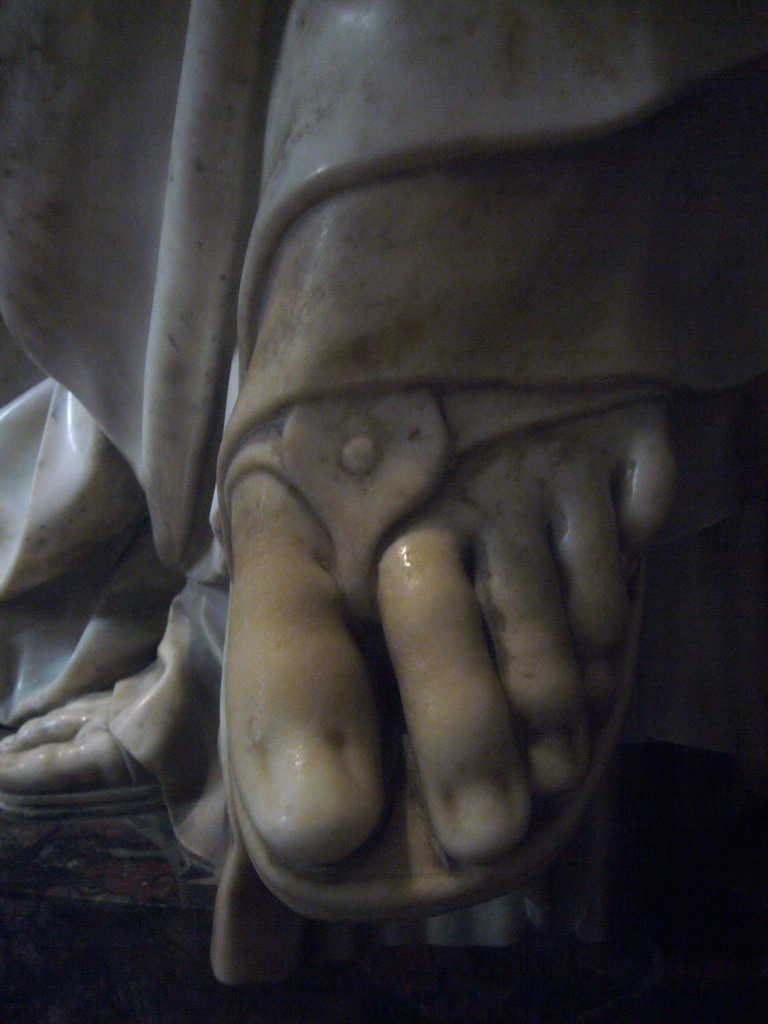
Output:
0,0,766,984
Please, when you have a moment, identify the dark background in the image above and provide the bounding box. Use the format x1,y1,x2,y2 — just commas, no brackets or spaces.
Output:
3,743,768,1023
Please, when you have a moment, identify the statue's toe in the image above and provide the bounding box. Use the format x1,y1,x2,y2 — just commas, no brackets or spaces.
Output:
378,525,532,863
225,472,384,868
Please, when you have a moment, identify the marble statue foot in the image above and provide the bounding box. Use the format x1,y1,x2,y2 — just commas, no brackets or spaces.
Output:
220,391,675,918
0,695,155,813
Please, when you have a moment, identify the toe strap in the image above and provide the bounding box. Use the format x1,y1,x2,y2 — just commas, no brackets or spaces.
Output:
222,389,450,614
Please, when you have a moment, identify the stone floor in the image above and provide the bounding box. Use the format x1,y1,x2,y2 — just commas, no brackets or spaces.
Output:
2,744,768,1022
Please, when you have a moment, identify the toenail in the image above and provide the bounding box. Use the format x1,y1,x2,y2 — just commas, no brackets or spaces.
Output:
440,778,531,861
340,435,379,476
528,731,585,794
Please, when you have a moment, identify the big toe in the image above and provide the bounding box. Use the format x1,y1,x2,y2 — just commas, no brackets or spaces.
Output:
232,728,384,866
